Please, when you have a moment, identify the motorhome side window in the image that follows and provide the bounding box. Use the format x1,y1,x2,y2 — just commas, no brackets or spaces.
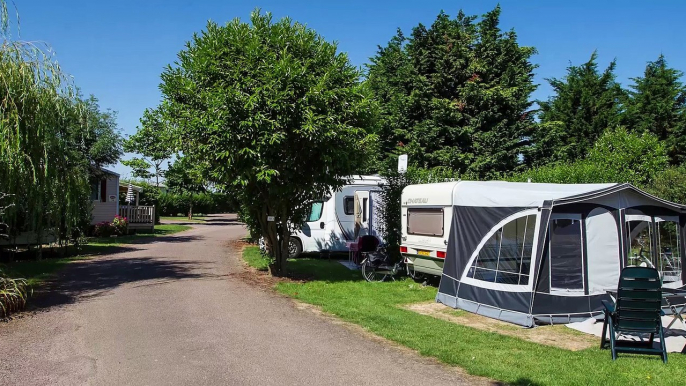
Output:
407,208,444,237
343,197,354,215
307,202,324,222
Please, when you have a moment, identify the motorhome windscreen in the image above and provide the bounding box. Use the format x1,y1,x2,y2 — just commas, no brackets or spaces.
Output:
407,208,444,236
307,202,324,222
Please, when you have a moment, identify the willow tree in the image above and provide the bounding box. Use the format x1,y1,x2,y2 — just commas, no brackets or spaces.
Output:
154,10,375,275
0,2,120,250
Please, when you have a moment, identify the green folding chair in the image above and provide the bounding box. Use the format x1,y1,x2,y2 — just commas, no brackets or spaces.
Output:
600,266,667,363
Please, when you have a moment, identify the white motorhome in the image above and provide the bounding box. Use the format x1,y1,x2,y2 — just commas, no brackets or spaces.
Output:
401,181,457,277
288,175,385,258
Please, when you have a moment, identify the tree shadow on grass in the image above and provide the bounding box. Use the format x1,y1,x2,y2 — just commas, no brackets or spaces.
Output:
29,254,223,311
285,258,365,283
494,379,544,386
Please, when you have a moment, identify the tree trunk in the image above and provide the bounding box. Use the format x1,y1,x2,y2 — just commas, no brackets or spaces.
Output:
188,203,193,220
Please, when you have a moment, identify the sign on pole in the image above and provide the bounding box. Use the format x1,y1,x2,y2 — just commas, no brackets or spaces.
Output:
267,216,275,222
398,154,408,174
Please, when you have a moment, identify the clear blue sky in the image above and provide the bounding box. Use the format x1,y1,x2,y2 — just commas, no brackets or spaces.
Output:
14,1,686,178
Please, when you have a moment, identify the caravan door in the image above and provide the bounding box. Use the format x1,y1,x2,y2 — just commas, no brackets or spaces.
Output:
353,191,371,239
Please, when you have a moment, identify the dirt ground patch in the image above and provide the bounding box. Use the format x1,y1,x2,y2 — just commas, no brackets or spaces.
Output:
405,301,597,351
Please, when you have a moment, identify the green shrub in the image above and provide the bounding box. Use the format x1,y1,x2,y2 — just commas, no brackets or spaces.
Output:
0,268,29,318
648,166,686,204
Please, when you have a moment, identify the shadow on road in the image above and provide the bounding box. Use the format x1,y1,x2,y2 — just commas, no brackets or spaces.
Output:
30,254,222,311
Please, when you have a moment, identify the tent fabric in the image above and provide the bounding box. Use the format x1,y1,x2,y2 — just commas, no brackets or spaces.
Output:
437,182,686,327
451,181,616,208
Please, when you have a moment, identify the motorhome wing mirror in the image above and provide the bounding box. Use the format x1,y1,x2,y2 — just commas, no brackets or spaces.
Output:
320,222,325,229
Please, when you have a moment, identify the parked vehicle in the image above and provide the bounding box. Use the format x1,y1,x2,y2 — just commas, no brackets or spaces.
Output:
285,175,385,258
400,181,457,277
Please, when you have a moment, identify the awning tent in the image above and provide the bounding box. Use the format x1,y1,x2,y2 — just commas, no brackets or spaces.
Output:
436,181,686,327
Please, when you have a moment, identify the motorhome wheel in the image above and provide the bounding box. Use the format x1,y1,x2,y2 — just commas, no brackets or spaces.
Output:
288,238,302,259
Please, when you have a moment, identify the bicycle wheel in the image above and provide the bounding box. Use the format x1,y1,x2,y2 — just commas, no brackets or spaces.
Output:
362,259,388,282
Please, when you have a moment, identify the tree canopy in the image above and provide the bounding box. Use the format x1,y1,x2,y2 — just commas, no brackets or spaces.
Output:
123,107,174,186
528,52,624,165
151,9,375,274
367,6,537,177
624,55,686,164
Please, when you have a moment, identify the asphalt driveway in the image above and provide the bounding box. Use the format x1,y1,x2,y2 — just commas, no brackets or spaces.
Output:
0,214,480,385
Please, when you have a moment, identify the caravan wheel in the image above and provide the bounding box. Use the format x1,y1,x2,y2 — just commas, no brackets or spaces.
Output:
288,238,303,259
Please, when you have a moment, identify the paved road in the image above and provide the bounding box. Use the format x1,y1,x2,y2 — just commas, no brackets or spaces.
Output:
0,214,480,385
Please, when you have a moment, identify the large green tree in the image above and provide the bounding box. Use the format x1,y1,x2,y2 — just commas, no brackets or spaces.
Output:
123,108,174,186
528,52,624,165
623,55,686,164
76,95,123,170
154,10,375,275
164,156,207,219
367,6,537,177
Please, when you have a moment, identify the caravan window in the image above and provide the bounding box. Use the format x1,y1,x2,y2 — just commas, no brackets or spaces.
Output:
467,214,536,285
549,218,584,291
407,208,444,237
343,197,354,215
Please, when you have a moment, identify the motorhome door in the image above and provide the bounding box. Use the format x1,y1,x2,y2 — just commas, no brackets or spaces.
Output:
354,191,371,239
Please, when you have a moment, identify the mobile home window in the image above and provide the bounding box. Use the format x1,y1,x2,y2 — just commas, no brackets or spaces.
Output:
549,218,584,291
467,214,536,285
407,208,444,237
343,197,354,215
90,181,100,201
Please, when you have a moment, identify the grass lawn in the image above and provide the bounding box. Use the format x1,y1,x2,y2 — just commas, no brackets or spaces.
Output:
243,245,686,386
2,224,192,287
242,245,269,271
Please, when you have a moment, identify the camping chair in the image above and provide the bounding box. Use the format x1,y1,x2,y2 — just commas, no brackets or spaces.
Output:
355,235,379,265
600,266,667,363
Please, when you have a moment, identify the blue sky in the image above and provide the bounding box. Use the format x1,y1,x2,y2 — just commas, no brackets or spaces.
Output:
14,1,686,177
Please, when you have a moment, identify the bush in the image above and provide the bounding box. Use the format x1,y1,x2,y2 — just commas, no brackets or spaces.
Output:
94,215,128,237
513,127,669,186
648,166,686,204
157,192,236,217
112,215,128,235
0,268,29,318
93,221,114,237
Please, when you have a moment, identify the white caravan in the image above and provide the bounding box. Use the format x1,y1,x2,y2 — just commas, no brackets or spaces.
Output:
401,181,458,277
289,175,385,258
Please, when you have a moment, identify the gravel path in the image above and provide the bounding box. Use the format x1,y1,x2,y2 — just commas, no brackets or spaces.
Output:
0,214,481,385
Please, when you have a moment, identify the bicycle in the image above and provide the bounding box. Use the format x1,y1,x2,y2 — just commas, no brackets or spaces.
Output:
360,244,405,282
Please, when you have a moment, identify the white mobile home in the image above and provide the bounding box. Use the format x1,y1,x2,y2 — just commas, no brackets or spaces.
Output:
289,175,384,258
90,169,121,225
90,168,155,232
